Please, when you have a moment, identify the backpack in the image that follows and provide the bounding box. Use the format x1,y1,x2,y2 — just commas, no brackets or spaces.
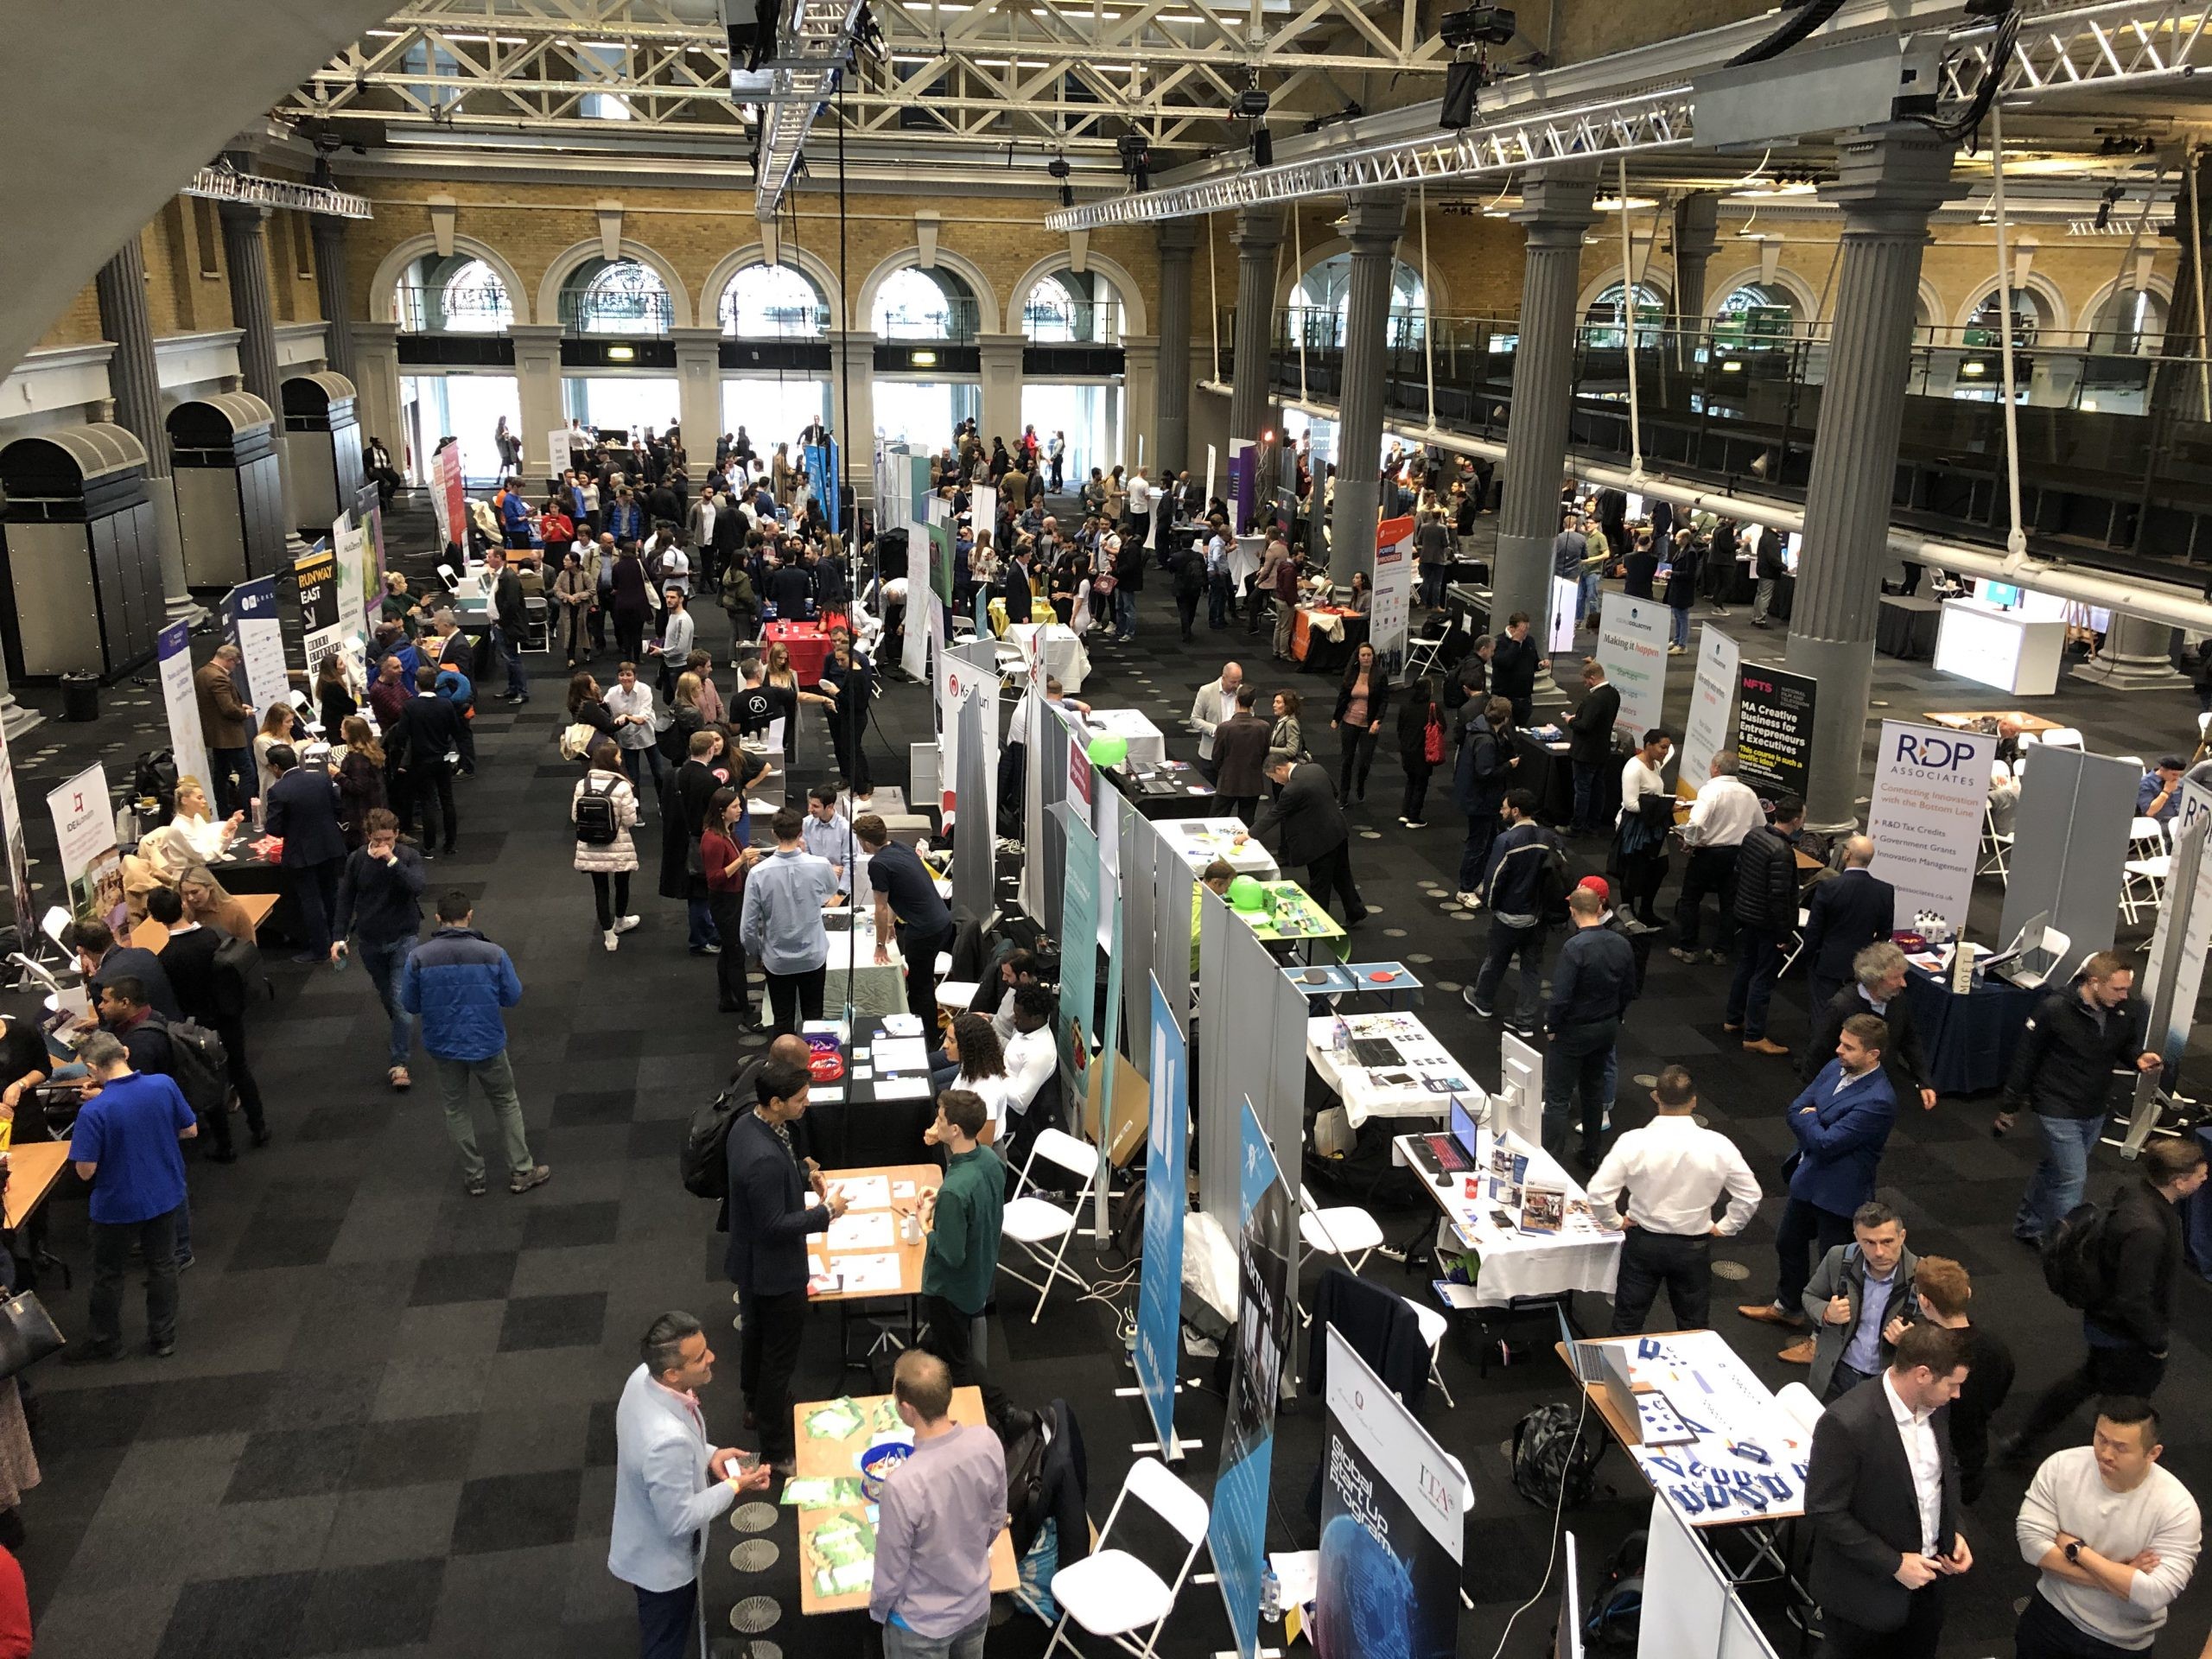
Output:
210,932,262,1020
134,749,180,820
681,1079,747,1199
1511,1402,1600,1510
160,1016,231,1120
1534,840,1573,927
1422,706,1446,766
574,777,620,846
1003,1406,1053,1554
1583,1529,1647,1649
2043,1198,2116,1310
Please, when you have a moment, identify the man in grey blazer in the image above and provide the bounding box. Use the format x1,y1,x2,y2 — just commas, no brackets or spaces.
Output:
608,1312,772,1658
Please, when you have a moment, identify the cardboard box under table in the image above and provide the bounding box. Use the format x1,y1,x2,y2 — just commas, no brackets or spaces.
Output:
790,1383,1019,1614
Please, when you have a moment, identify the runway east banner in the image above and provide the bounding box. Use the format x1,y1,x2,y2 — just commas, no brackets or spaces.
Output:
156,621,210,797
1371,516,1415,667
1595,594,1669,744
1736,661,1817,802
1676,626,1740,801
47,764,123,932
1135,974,1190,1452
295,542,348,687
1211,1098,1296,1659
1315,1325,1466,1659
1866,721,1997,937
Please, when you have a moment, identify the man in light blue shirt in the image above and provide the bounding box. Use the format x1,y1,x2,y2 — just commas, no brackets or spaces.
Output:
739,806,839,1034
800,784,853,896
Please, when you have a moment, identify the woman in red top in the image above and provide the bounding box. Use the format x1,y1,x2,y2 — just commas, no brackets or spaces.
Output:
537,499,575,550
700,786,759,1019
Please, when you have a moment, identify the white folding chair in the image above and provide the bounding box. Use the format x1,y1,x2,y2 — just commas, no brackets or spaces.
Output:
2113,756,2147,777
1978,800,2014,882
1777,905,1811,977
1298,1184,1382,1277
436,562,462,594
1044,1457,1211,1659
2122,820,2174,925
2038,726,2084,750
287,688,323,736
1406,1294,1457,1409
935,978,981,1019
1001,1127,1098,1323
1402,618,1454,682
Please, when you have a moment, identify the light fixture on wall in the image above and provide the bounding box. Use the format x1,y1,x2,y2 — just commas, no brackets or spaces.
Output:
607,344,637,360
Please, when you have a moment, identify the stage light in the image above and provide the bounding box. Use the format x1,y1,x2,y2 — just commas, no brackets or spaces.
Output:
1439,5,1516,48
1231,85,1269,119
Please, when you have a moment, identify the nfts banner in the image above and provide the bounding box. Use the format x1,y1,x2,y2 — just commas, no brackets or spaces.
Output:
431,439,466,553
222,577,289,714
1736,661,1817,802
156,622,210,800
1058,807,1100,1105
47,764,122,933
1675,626,1741,801
1211,1098,1296,1659
1866,721,1997,937
1135,973,1191,1454
1370,516,1415,668
1595,594,1669,746
1314,1325,1466,1659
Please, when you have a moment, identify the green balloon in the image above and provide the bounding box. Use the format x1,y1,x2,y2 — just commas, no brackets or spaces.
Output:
1087,734,1129,768
1229,875,1266,912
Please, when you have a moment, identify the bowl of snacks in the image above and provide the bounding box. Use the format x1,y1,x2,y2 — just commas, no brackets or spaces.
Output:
858,1437,913,1501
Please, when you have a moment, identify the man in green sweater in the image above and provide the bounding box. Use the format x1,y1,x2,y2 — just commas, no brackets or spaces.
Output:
918,1090,1009,1427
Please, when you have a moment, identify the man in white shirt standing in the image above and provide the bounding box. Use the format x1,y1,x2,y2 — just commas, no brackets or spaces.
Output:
1670,752,1763,966
1188,661,1243,779
1586,1065,1761,1333
1125,465,1154,550
2014,1400,2200,1658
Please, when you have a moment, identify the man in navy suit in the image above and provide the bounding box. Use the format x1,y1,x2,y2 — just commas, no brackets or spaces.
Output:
1802,836,1897,1012
260,744,350,964
1739,1013,1899,1332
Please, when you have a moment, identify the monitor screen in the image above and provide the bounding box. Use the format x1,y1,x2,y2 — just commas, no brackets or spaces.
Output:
1980,580,2024,610
1451,1092,1479,1162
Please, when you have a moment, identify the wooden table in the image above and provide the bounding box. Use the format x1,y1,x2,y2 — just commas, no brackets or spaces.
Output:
134,893,279,952
1921,709,2063,734
805,1162,940,1306
3,1142,71,1230
791,1382,1019,1614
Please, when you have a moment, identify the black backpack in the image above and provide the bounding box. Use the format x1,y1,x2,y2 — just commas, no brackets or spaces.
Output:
681,1080,747,1200
1583,1529,1646,1649
159,1017,231,1120
134,749,180,820
575,777,620,846
1535,840,1573,927
1511,1402,1600,1510
210,932,262,1020
2043,1198,2115,1310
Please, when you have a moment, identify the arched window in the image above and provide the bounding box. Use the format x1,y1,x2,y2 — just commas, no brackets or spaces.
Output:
1021,271,1121,343
873,266,976,340
1964,288,2047,350
719,264,828,338
1289,254,1426,348
1583,281,1664,349
561,257,671,335
1713,282,1796,346
2087,286,2167,355
396,256,512,334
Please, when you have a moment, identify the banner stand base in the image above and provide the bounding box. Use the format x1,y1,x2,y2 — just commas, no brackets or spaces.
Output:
1115,1383,1186,1399
1130,1437,1200,1458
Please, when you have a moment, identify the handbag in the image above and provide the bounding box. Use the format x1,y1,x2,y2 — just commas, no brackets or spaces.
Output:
0,1288,66,1379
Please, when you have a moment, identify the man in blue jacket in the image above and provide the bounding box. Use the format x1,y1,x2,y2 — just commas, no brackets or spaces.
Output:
401,890,550,1197
262,744,351,965
1739,1013,1898,1334
1543,886,1640,1166
1463,788,1559,1033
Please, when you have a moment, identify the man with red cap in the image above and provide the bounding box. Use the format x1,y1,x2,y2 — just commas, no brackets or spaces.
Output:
1572,875,1651,1135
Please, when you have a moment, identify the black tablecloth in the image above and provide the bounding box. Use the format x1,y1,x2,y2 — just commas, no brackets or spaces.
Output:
1902,967,2044,1096
207,847,306,944
1110,762,1219,821
804,1018,944,1169
1300,613,1368,677
1877,595,1945,660
1511,733,1577,827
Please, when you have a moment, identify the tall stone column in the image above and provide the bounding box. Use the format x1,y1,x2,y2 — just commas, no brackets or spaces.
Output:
95,230,194,623
1120,335,1159,478
1492,169,1598,634
672,327,723,483
1327,190,1406,586
511,324,568,476
1785,128,1956,832
1154,220,1201,476
349,321,404,478
976,334,1027,454
219,190,304,542
310,215,357,386
1227,207,1285,447
1669,192,1719,369
825,331,876,504
2082,613,2188,690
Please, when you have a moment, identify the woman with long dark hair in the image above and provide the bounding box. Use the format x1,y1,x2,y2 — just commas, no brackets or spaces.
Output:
1329,641,1392,804
336,716,388,849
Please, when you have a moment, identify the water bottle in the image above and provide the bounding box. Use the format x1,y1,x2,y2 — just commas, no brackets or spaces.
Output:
1260,1565,1281,1624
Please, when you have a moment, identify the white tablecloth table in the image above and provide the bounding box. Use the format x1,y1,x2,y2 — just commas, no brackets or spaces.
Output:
1389,1121,1622,1307
1006,622,1092,694
1306,1012,1474,1124
1154,817,1278,879
1082,707,1166,767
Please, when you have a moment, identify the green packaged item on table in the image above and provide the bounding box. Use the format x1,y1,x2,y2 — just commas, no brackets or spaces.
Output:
802,1399,866,1441
807,1510,877,1597
782,1476,866,1507
867,1396,903,1434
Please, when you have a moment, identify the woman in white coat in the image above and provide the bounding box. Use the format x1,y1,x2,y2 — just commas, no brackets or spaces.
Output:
573,737,643,950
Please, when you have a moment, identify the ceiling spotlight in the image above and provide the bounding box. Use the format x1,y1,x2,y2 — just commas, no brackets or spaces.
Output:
1439,5,1516,49
1232,84,1269,120
1047,155,1071,179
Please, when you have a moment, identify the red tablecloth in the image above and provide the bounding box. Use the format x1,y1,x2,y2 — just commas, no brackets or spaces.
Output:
762,620,832,687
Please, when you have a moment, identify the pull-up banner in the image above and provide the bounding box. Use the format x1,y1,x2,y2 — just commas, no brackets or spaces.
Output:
1736,661,1816,802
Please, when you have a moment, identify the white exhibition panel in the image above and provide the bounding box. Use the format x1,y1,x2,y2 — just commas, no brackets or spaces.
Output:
1636,1491,1781,1659
1933,598,2065,695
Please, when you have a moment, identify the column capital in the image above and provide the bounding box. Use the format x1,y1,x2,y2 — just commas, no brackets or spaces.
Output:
1340,190,1407,249
507,321,563,346
1821,125,1959,236
1232,206,1286,252
1157,219,1203,257
671,326,724,357
1669,192,1721,262
1511,170,1599,249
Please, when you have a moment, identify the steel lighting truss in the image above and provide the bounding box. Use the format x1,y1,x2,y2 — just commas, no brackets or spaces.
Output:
753,0,868,220
181,164,372,219
276,0,1446,159
1044,0,2212,229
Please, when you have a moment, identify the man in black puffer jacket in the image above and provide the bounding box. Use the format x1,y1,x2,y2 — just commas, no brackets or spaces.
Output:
1726,795,1802,1057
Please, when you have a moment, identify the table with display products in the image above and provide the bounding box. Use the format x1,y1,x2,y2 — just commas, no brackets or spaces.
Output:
1230,880,1346,962
1154,817,1280,880
1309,1011,1475,1123
1080,706,1166,767
1393,1117,1621,1306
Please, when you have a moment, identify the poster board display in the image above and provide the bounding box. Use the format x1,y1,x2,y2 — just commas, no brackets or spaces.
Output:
1675,626,1739,801
1865,721,1996,937
1594,594,1669,745
295,543,346,689
1735,662,1816,801
1058,804,1100,1107
434,439,465,554
222,576,290,714
156,621,210,803
0,720,35,948
1135,974,1190,1453
47,764,122,932
2142,778,2212,1086
1370,516,1415,667
1548,575,1580,655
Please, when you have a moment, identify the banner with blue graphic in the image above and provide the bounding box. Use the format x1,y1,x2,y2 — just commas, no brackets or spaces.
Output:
1211,1097,1294,1657
1135,973,1189,1452
803,440,841,534
1058,807,1099,1105
221,575,289,714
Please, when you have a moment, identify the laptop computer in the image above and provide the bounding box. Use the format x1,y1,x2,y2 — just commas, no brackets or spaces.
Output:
1984,908,2056,988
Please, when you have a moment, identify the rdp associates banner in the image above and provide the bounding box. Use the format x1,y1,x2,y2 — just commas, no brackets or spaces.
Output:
1866,720,1996,936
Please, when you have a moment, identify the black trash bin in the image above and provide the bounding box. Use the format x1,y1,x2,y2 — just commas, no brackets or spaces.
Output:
60,672,99,722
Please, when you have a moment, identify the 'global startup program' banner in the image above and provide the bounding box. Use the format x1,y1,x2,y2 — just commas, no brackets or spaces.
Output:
1135,973,1190,1453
